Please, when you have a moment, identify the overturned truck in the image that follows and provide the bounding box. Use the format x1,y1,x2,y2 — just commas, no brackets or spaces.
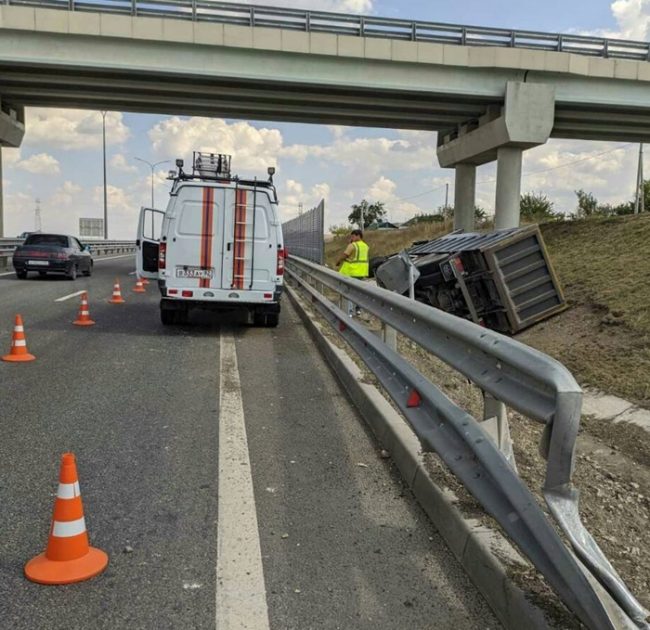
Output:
374,225,566,335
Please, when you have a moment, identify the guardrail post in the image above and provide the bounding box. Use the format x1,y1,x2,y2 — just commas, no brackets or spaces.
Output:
382,323,397,352
481,392,517,471
250,7,255,27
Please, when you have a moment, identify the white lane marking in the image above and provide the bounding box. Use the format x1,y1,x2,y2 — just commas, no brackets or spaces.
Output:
95,254,134,262
216,332,270,630
0,271,15,277
55,290,85,302
128,271,136,275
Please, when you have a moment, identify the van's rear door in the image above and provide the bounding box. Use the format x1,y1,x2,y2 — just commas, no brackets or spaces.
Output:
136,207,165,279
166,185,226,289
221,186,276,292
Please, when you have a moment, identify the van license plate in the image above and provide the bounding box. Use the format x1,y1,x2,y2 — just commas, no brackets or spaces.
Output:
176,266,214,279
29,260,49,266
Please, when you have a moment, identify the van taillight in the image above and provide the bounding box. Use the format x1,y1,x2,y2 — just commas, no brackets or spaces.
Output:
159,242,166,270
277,249,285,275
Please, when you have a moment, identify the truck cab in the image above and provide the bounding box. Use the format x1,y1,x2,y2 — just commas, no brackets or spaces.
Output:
136,152,285,326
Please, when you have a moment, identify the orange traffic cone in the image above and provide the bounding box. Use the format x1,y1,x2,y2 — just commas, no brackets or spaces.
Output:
108,279,125,304
73,292,95,327
141,276,150,285
2,314,36,362
133,277,146,294
24,452,108,585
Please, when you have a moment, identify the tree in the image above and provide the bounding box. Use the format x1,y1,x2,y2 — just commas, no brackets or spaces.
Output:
348,199,386,228
575,189,599,217
520,192,556,220
439,205,487,224
329,224,351,237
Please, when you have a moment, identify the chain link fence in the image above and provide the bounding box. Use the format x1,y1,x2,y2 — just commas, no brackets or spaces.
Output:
282,200,325,264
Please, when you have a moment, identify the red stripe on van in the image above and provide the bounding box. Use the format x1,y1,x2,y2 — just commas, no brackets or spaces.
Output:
199,187,214,289
203,187,214,288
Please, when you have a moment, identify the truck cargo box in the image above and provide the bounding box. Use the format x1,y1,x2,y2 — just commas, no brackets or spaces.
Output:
374,225,566,334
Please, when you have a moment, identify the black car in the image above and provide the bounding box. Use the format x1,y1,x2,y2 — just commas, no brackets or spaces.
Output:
13,233,93,280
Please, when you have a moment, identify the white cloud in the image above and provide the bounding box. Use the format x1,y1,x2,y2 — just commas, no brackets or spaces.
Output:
15,153,60,175
24,109,130,150
572,0,650,39
149,117,282,174
3,148,21,166
282,130,436,175
363,176,427,222
610,0,650,39
367,176,396,201
51,181,82,207
110,153,138,173
279,179,330,221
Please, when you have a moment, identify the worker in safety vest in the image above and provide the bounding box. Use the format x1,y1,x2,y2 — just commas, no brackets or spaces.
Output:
335,229,369,316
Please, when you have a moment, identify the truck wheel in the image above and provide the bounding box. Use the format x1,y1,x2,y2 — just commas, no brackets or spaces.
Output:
161,308,176,326
264,313,279,328
253,311,265,327
176,308,189,325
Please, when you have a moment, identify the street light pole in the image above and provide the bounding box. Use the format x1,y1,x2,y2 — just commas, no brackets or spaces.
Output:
101,111,108,239
134,157,171,209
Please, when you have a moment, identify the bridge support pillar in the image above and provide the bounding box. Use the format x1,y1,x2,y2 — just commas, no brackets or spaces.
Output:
437,81,555,229
454,163,476,232
0,102,25,238
495,146,523,229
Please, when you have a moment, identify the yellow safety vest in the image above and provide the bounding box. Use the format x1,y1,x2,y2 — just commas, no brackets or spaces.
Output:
339,240,369,278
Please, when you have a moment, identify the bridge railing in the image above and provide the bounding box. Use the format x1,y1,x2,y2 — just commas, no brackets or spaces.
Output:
4,0,650,61
0,238,136,268
286,255,649,629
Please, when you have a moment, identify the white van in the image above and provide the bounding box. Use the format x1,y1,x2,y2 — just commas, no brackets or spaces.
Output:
136,152,285,326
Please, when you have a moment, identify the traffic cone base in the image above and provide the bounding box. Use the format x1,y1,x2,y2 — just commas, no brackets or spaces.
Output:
2,351,36,362
24,547,108,585
73,320,95,327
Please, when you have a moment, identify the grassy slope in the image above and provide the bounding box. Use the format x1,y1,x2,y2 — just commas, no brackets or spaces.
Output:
325,215,650,405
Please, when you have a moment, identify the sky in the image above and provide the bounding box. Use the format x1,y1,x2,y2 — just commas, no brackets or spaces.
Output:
3,0,650,239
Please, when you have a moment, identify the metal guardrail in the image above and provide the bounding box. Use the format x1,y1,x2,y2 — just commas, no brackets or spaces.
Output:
286,255,649,630
0,238,136,266
3,0,650,62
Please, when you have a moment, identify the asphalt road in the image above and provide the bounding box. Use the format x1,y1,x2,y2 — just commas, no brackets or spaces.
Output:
0,257,499,629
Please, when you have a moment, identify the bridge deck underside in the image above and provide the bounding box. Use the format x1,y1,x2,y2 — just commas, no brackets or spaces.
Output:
2,64,650,141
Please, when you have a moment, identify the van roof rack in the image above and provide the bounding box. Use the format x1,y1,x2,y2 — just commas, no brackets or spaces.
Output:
193,152,231,179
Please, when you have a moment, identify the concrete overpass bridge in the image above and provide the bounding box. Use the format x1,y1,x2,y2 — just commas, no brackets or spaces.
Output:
1,0,650,232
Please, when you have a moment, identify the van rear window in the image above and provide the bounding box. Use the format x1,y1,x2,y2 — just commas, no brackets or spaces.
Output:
178,202,207,236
